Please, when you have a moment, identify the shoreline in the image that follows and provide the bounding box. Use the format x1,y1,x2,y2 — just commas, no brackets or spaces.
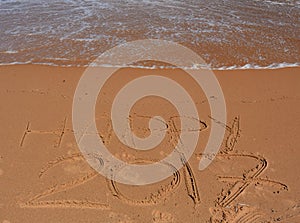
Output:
0,62,299,71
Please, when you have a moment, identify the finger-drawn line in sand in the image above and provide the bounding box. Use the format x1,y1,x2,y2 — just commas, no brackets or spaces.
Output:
4,89,48,95
38,152,88,178
216,152,270,208
20,153,110,210
233,206,265,223
168,116,201,206
107,159,181,206
56,117,67,148
224,116,240,153
106,157,201,207
19,112,205,210
170,115,208,133
129,114,168,132
208,115,230,131
240,96,300,104
29,112,204,208
19,115,207,148
209,115,241,154
20,122,31,147
19,118,69,148
3,89,71,99
18,115,295,222
217,176,288,191
20,199,110,210
128,114,208,134
22,151,200,210
24,153,199,210
180,155,201,206
206,116,291,223
210,205,266,223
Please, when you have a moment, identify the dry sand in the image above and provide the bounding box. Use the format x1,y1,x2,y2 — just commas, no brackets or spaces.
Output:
0,65,299,222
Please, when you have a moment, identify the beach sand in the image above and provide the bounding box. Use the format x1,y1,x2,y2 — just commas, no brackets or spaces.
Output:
0,65,299,222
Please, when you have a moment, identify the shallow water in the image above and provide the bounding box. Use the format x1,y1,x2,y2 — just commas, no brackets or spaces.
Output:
0,0,299,69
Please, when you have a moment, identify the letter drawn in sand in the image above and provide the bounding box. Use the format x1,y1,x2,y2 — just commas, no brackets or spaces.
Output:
19,117,69,148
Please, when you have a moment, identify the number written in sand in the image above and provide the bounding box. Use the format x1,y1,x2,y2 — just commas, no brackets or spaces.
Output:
20,153,110,210
20,152,201,209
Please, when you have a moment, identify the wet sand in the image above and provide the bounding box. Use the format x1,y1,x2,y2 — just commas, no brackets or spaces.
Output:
1,0,299,68
0,65,299,222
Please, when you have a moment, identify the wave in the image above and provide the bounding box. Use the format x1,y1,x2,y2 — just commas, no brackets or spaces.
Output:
0,0,299,69
0,61,299,70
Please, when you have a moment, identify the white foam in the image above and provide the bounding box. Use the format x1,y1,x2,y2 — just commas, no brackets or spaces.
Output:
0,61,299,71
255,0,299,7
1,50,19,54
214,62,300,70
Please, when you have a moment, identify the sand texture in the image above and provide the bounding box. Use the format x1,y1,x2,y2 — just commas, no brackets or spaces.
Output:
0,65,299,223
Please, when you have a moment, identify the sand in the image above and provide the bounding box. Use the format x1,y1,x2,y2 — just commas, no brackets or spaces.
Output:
0,64,299,223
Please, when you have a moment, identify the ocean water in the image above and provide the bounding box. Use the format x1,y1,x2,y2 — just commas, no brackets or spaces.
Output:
0,0,299,69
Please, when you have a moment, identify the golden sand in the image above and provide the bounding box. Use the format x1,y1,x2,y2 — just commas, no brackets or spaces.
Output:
0,65,299,222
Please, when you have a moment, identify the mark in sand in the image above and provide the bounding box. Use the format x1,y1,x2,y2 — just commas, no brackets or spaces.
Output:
205,116,290,223
19,152,110,210
107,159,181,206
19,117,68,148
